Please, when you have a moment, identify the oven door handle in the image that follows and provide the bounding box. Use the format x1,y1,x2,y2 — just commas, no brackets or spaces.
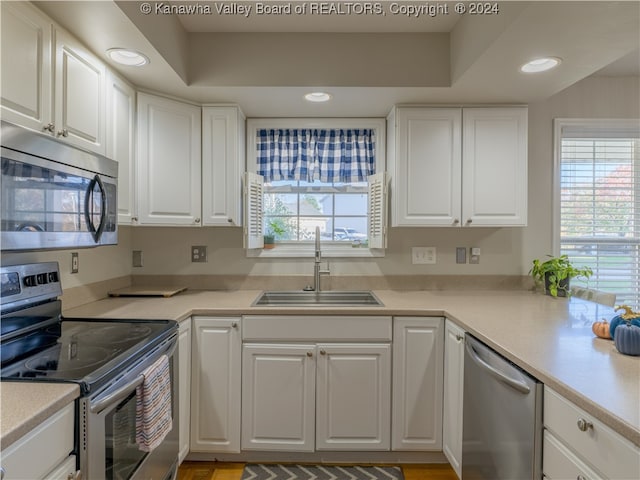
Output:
90,337,177,414
90,374,145,414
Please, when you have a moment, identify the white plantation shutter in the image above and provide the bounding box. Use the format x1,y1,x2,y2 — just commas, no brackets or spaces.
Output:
557,120,640,308
244,172,264,249
368,172,387,249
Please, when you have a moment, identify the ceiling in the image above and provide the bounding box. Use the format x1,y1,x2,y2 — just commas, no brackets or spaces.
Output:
35,1,640,117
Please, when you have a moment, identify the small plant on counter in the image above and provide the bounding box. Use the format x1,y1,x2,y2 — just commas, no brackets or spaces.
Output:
263,219,287,249
529,255,592,298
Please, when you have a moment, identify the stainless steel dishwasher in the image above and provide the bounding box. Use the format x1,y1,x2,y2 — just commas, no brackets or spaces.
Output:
462,335,543,480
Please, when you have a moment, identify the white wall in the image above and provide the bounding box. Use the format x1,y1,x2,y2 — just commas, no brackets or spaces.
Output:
3,76,638,283
1,227,133,288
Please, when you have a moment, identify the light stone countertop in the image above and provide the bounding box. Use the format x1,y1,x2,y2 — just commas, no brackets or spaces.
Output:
2,289,639,449
0,382,79,449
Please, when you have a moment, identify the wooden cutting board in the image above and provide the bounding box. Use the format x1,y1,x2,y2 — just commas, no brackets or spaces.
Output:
108,286,187,298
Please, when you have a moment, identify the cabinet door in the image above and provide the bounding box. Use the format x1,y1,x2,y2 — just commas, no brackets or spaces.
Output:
190,317,241,453
0,1,52,133
443,320,465,478
54,27,106,154
137,93,201,225
392,317,444,451
316,343,391,451
391,108,462,226
241,344,316,452
462,107,528,226
106,71,137,225
178,318,192,462
202,106,245,226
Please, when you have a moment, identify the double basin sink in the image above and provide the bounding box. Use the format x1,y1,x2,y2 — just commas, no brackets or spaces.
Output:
253,290,383,306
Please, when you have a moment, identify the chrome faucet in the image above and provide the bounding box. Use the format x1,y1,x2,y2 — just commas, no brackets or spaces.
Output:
313,226,330,291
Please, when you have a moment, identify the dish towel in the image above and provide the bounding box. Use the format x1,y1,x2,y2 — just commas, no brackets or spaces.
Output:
136,354,172,452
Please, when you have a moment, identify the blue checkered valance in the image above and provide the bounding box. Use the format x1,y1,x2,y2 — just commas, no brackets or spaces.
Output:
256,129,376,183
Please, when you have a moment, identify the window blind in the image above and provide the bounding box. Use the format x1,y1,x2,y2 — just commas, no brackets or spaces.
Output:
559,123,640,308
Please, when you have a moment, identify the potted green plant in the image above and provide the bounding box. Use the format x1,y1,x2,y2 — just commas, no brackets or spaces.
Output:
529,254,593,297
263,220,287,249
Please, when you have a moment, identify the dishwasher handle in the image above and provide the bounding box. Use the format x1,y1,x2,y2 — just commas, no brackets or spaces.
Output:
465,340,531,394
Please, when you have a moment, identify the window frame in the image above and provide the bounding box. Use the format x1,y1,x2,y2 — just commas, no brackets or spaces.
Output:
245,118,386,258
553,118,640,305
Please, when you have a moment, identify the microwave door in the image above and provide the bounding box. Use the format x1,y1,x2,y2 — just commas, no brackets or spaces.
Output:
84,175,107,243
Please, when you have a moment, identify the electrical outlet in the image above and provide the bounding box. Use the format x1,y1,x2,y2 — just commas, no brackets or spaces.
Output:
456,247,467,264
412,247,436,264
470,247,480,264
132,250,143,268
71,252,79,274
191,245,207,263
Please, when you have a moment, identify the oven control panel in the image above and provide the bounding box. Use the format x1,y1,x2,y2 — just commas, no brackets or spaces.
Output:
0,262,62,309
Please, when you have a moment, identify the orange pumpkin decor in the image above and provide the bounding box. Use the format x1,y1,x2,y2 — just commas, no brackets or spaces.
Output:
592,320,611,339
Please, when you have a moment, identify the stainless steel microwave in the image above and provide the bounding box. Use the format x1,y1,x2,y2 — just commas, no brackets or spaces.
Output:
1,121,118,251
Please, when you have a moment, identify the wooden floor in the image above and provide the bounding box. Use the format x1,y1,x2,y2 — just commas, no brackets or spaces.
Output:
178,462,457,480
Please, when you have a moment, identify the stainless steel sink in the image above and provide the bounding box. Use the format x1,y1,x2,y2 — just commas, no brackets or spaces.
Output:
252,290,383,306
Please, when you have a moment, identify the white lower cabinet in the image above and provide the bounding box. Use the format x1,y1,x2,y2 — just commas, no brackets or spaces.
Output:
1,402,78,480
543,387,640,480
241,342,392,452
190,316,241,453
392,317,444,451
442,320,465,479
178,317,192,463
241,315,393,453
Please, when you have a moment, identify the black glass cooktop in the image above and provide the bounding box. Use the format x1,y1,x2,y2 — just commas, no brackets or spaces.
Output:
1,318,176,394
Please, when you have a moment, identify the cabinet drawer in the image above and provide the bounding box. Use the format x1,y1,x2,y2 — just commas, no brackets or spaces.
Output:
1,403,74,480
242,316,392,341
543,430,604,480
544,388,640,479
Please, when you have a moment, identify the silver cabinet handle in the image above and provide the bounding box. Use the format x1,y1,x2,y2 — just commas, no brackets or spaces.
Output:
466,219,473,225
453,218,459,225
195,218,201,224
57,129,69,137
43,123,55,133
577,418,593,432
577,475,588,480
455,334,464,342
319,349,326,355
306,351,313,357
227,218,233,223
231,322,238,329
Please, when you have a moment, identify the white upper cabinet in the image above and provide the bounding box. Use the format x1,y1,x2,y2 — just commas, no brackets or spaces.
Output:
1,2,107,155
389,108,462,226
1,1,53,133
388,106,527,227
137,93,202,226
106,71,137,225
54,27,106,154
462,107,528,226
202,106,246,226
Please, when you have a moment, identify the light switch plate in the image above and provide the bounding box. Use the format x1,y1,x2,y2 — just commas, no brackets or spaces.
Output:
71,252,79,274
412,247,436,264
132,250,143,268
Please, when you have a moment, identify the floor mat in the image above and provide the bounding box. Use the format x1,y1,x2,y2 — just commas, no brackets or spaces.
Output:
241,464,404,480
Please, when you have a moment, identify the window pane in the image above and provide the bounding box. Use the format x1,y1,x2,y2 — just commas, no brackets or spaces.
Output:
264,216,298,240
559,134,639,308
302,194,332,215
335,194,367,215
265,193,297,216
334,218,368,242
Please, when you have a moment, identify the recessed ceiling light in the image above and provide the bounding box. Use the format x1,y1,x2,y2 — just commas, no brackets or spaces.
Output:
304,92,332,103
520,57,562,73
106,48,150,67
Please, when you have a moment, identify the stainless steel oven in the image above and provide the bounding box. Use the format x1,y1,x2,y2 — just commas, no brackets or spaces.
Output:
1,262,179,480
1,121,117,251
